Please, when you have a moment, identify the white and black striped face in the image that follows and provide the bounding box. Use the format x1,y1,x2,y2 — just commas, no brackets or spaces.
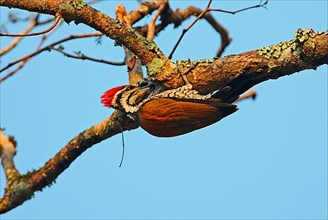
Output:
113,86,155,113
102,84,159,113
102,83,212,113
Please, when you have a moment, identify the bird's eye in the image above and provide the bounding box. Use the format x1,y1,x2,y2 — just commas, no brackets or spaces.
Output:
147,83,155,89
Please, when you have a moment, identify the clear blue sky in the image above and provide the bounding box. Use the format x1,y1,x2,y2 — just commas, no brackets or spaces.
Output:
1,0,327,219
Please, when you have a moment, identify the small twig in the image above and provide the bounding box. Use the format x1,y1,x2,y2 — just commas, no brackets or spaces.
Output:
128,0,165,25
178,6,231,57
87,0,101,5
7,11,29,23
35,17,56,26
168,0,267,59
52,48,125,66
0,16,38,56
0,14,61,37
0,60,28,83
0,32,102,78
36,18,65,50
1,13,66,56
210,0,268,15
168,0,213,59
135,5,231,57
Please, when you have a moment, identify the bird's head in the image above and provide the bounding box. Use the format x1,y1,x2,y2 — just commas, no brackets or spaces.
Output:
101,84,156,113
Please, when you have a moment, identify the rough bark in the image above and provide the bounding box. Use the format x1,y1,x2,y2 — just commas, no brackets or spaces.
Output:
167,29,328,102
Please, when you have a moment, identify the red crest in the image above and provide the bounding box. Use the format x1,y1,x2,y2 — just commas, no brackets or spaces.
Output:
101,85,127,107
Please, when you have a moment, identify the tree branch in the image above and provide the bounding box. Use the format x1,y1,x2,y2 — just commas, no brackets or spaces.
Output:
0,112,139,213
156,29,328,102
51,48,125,66
116,3,144,86
0,13,61,37
0,15,38,56
147,0,167,41
128,0,165,24
0,0,166,65
0,32,102,82
135,4,232,57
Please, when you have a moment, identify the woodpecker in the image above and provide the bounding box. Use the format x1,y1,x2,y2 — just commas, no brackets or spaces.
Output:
101,81,238,137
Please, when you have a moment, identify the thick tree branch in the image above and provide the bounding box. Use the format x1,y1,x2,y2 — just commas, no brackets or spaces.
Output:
0,112,138,213
156,29,328,102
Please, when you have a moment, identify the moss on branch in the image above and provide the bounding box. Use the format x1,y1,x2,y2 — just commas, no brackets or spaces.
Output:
157,29,327,98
